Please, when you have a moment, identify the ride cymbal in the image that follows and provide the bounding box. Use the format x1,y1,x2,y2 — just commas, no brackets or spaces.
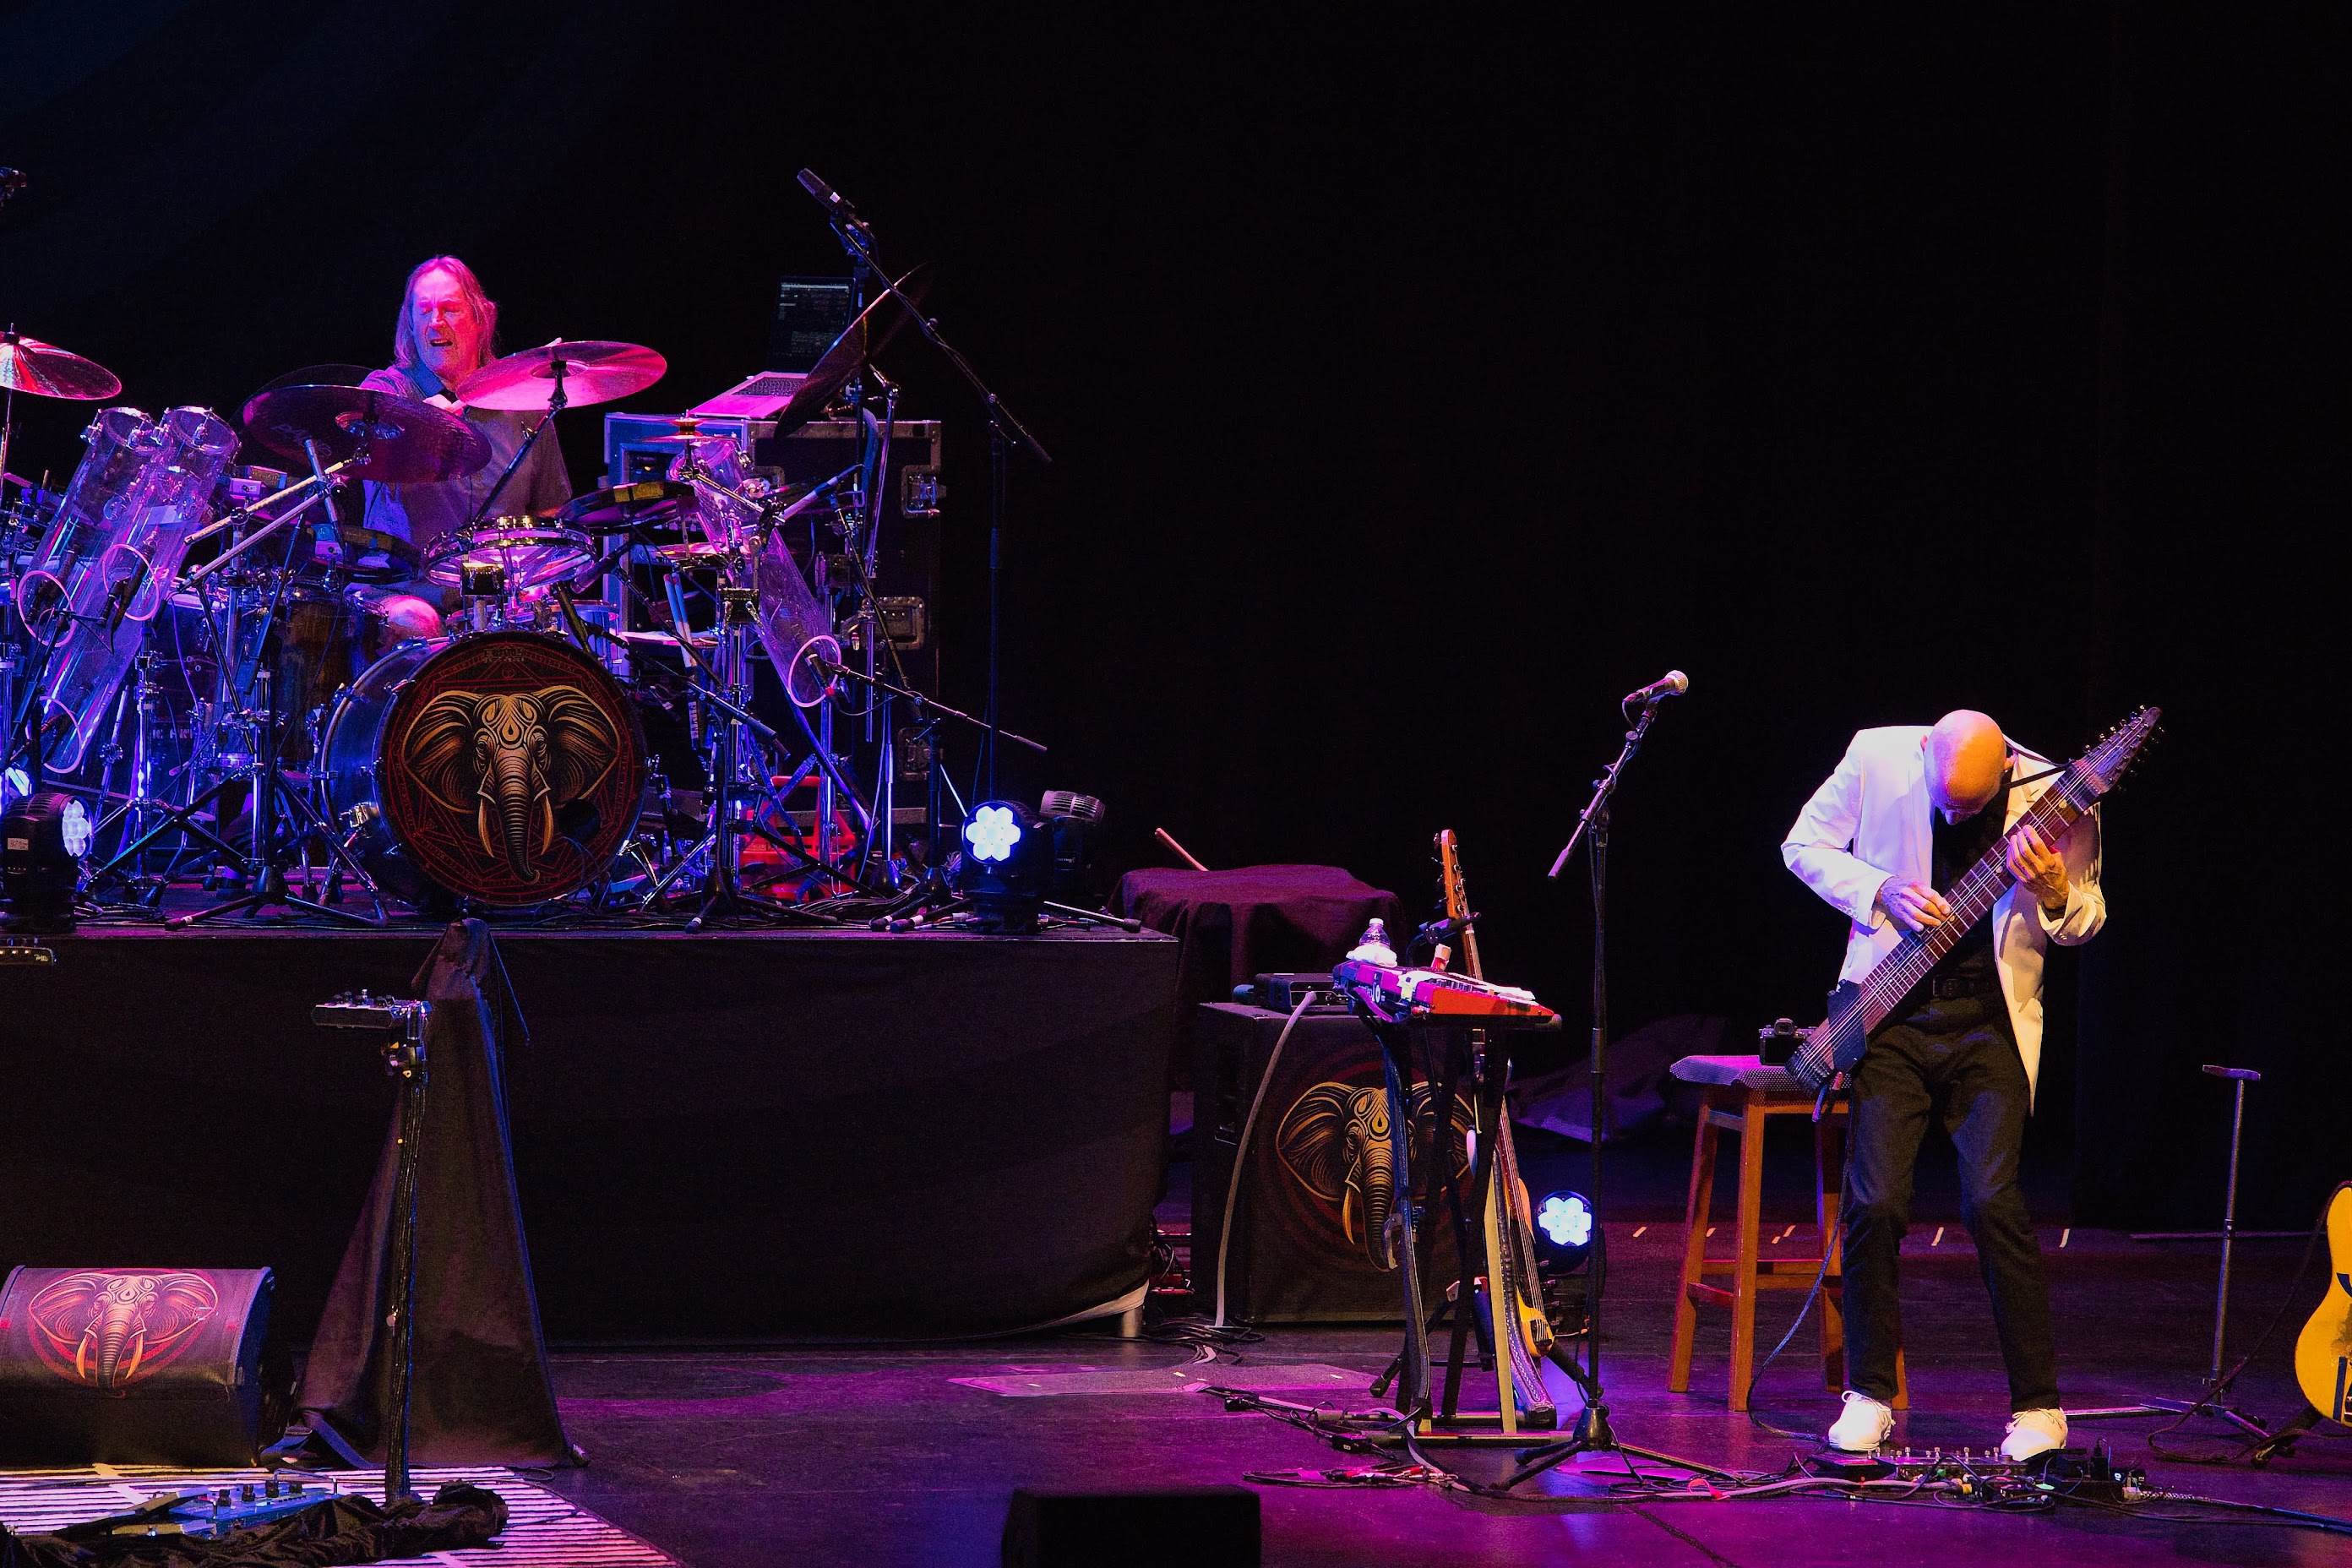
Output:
454,340,667,411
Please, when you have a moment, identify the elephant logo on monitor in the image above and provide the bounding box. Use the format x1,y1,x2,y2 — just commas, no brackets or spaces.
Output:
1277,1082,1474,1271
402,685,622,883
25,1271,220,1389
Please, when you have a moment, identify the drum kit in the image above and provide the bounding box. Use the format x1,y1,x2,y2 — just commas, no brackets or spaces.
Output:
2,319,965,927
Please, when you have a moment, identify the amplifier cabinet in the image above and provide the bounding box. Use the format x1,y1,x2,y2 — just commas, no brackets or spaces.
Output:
1192,1004,1467,1323
0,1266,273,1466
602,414,943,694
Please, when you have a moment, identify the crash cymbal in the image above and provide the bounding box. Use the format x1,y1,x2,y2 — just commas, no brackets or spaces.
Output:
0,329,122,400
773,264,931,432
240,383,490,483
453,340,666,411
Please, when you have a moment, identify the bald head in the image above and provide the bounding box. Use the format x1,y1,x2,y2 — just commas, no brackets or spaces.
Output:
1925,710,2008,821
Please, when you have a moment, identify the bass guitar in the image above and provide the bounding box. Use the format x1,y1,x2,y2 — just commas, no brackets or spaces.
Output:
1788,706,2160,1092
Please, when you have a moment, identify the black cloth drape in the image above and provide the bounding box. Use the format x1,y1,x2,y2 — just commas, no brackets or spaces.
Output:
295,922,568,1467
0,1484,504,1568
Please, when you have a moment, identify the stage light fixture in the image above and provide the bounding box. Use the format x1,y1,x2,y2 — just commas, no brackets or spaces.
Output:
3,789,92,932
956,799,1055,932
1534,1190,1594,1270
1039,790,1104,901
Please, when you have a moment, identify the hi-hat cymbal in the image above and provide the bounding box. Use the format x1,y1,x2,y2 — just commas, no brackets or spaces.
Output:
454,340,666,411
254,363,378,395
555,478,701,531
0,329,122,400
773,264,931,432
241,383,490,483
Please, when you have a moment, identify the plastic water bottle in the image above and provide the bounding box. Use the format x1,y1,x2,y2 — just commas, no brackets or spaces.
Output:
1346,917,1397,966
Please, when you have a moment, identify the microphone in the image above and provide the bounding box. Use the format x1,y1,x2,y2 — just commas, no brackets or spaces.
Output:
1623,670,1690,706
797,168,862,224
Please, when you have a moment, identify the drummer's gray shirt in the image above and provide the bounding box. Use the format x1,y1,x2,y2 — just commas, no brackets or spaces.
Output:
357,362,572,557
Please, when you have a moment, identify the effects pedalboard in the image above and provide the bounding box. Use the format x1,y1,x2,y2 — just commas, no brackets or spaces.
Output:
99,1477,335,1539
1805,1440,2147,1501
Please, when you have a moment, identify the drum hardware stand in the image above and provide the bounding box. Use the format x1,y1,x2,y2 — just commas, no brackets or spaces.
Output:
465,355,568,529
311,991,433,1505
92,569,388,925
637,585,864,926
645,460,887,909
85,646,196,892
2069,1065,2274,1441
804,171,1051,803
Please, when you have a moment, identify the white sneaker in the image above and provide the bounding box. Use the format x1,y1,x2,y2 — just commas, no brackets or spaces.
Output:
1826,1390,1894,1453
2001,1407,2067,1462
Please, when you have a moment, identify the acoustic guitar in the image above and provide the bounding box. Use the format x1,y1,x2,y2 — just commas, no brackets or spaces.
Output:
2294,1181,2352,1427
1788,706,2161,1092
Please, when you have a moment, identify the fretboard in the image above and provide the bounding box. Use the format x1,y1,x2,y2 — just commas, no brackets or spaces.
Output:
1849,763,2093,1033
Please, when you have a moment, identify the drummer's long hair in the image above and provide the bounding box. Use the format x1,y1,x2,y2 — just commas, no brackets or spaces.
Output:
391,256,500,375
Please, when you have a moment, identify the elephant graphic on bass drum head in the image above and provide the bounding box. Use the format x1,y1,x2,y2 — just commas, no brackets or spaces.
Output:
402,684,623,884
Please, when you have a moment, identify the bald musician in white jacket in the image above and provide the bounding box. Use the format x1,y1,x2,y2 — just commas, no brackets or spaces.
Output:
1782,710,2104,1461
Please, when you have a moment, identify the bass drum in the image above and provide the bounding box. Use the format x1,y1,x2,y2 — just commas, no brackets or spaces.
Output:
321,629,645,907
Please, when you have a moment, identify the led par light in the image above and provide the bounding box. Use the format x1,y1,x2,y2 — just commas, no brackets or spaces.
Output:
3,789,92,932
956,800,1054,932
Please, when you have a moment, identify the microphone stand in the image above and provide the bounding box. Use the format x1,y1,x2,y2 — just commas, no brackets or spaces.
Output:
812,188,1050,805
1508,692,1673,1484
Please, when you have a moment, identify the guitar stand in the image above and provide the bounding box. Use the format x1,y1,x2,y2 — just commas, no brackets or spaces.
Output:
2070,1065,2274,1442
1355,1014,1563,1444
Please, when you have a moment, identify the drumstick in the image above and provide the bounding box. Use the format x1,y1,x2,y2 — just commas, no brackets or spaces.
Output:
1155,827,1208,871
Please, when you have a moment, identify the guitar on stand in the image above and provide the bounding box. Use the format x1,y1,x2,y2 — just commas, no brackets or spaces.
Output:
1433,830,1560,1431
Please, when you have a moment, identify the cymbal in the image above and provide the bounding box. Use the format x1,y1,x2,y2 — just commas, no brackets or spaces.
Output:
240,383,491,483
454,340,666,411
774,264,931,431
0,329,122,400
556,478,701,530
314,521,421,585
254,363,378,395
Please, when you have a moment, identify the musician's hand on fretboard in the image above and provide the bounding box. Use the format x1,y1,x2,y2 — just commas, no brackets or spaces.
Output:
2006,824,2071,912
1875,878,1952,934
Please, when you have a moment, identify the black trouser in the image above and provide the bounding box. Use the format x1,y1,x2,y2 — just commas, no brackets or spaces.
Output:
1841,984,2059,1412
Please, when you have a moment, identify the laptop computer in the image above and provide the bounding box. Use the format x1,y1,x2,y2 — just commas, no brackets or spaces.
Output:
689,275,854,418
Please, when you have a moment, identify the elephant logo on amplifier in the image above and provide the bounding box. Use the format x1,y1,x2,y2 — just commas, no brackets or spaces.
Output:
1276,1082,1474,1271
24,1271,220,1389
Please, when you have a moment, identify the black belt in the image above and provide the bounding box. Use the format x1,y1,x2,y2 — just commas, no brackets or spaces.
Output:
1929,972,2000,1000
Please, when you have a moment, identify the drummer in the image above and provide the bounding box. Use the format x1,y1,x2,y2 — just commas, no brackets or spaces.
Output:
357,257,572,638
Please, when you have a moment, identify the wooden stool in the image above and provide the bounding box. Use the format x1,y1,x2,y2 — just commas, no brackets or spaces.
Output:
1665,1054,1906,1411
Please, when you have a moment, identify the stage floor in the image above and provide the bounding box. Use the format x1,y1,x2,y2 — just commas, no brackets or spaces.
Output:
532,1224,2348,1567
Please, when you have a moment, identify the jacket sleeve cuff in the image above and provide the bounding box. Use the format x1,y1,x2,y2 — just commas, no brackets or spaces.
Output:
2035,888,2076,935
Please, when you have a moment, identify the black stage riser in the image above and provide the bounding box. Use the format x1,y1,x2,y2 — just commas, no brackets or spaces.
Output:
1,930,1176,1342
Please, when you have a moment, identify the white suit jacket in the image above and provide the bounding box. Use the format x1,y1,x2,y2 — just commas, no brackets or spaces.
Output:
1780,726,2104,1102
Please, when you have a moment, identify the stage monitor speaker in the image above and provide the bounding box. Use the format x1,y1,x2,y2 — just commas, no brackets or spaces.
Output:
1001,1484,1259,1568
1192,1002,1467,1322
0,1266,273,1467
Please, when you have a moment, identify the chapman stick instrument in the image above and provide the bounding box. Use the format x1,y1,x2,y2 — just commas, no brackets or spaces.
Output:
1788,706,2161,1093
1436,829,1556,1425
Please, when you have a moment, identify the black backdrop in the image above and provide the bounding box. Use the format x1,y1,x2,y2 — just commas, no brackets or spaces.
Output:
4,7,2340,1225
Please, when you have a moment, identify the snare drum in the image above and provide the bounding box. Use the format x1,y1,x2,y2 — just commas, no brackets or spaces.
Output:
422,515,596,594
319,629,645,906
